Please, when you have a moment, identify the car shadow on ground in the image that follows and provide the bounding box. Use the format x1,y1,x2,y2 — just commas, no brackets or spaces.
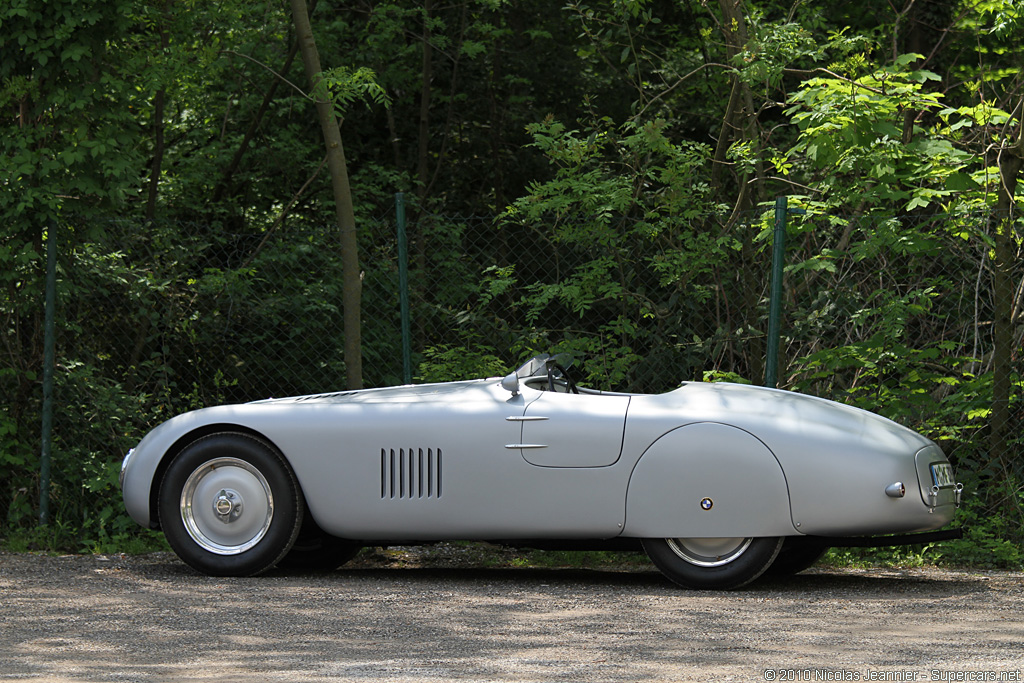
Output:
265,564,994,597
135,548,996,598
757,567,993,596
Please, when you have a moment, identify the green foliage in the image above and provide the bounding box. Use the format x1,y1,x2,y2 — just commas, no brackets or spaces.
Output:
416,345,508,382
0,383,32,471
317,66,390,118
784,56,973,212
1,522,168,555
734,13,820,89
931,490,1024,569
703,370,752,384
0,0,141,220
513,548,649,570
494,115,736,390
518,116,716,218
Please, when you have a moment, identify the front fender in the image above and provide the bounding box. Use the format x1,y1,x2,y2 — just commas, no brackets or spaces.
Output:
622,422,797,538
121,406,265,528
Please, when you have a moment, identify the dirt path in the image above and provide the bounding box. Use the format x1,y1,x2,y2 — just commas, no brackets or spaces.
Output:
1,549,1022,682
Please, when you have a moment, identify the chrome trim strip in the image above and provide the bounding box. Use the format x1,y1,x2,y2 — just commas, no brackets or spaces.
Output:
505,416,550,422
504,444,548,449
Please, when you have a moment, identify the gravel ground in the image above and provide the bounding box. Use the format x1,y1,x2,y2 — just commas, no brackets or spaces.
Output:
1,546,1022,682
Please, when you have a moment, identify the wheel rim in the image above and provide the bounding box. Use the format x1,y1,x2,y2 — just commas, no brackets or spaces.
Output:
180,457,274,555
665,537,753,567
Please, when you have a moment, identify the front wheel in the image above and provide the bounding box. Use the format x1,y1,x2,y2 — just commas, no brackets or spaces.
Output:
642,536,783,590
158,432,304,577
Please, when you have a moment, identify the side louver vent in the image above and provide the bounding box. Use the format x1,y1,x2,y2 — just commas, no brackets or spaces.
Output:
381,448,442,499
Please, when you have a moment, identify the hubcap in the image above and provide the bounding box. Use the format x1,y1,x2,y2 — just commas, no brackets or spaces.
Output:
180,457,274,555
666,537,752,567
213,489,243,521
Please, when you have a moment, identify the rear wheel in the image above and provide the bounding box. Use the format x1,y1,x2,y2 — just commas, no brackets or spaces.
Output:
158,432,303,577
642,536,783,590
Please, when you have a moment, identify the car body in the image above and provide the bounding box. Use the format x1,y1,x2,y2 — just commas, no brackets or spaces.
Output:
121,354,962,588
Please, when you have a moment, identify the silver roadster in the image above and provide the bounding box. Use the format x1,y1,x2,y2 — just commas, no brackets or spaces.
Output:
120,354,962,589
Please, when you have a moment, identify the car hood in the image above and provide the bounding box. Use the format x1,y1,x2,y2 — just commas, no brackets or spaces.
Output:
251,379,497,405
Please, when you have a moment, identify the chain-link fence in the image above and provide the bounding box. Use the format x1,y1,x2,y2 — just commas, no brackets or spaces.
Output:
1,201,1021,549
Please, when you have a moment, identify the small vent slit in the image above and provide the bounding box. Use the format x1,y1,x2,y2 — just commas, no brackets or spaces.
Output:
391,449,397,499
427,452,433,498
417,449,424,499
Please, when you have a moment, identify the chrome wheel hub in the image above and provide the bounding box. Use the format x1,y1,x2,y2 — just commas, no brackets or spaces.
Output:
180,457,274,555
213,489,243,521
666,537,752,567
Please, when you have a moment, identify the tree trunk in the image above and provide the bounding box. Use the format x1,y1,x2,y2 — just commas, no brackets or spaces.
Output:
289,0,363,389
145,88,165,221
711,0,765,200
713,0,769,384
990,118,1023,468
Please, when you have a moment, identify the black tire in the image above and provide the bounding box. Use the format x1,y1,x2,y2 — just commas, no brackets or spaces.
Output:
642,536,784,590
762,537,830,577
277,514,362,572
158,432,304,577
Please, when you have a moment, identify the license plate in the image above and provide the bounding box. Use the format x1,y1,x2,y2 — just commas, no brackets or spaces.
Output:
931,462,955,488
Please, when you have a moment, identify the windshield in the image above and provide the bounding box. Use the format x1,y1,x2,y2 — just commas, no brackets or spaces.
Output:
514,353,575,379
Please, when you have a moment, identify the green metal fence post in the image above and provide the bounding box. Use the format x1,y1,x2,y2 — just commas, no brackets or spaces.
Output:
765,197,788,388
39,221,57,526
765,197,804,388
395,193,413,384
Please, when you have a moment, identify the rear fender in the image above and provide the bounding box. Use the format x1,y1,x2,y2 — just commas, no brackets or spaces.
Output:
622,422,797,538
